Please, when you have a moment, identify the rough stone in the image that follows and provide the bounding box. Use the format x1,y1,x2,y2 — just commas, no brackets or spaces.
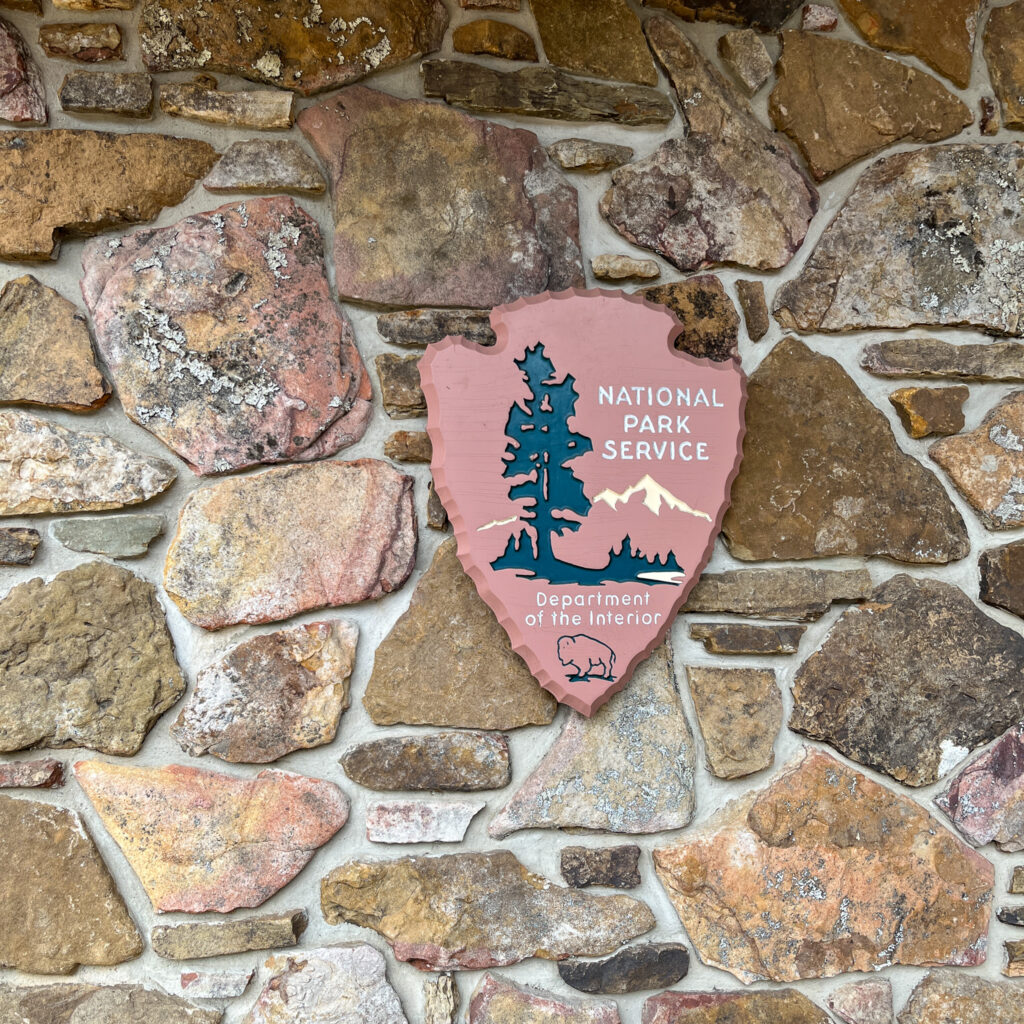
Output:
39,22,121,61
0,796,142,974
139,0,448,94
981,95,1001,135
897,971,1019,1024
378,308,496,348
0,984,221,1023
203,139,326,195
424,975,459,1024
427,482,449,530
718,29,772,94
689,622,805,654
54,0,134,7
0,561,183,755
828,980,893,1024
469,974,620,1023
164,460,415,629
683,567,872,619
641,0,803,31
839,0,981,88
654,748,993,982
0,756,63,788
998,905,1024,926
600,18,817,272
322,850,655,969
82,196,370,475
936,722,1024,851
300,86,582,308
0,129,216,261
547,138,633,172
51,514,163,558
1013,866,1024,893
532,0,657,85
0,0,40,10
76,760,349,913
721,337,969,562
0,274,108,411
931,391,1024,529
421,60,675,125
341,731,511,791
366,799,484,843
0,16,45,123
0,412,175,515
561,846,641,889
888,385,967,438
791,574,1024,785
181,970,252,999
1004,939,1024,976
558,944,689,994
152,909,307,960
643,990,830,1024
980,539,1024,618
863,338,1024,381
58,69,152,116
985,2,1024,130
774,144,1024,336
385,430,431,463
243,945,407,1024
453,19,537,61
592,254,660,281
461,0,517,5
735,279,770,341
363,540,556,728
377,353,425,418
0,525,39,564
769,32,971,181
802,3,838,29
489,645,696,836
160,77,294,128
685,666,781,778
171,620,357,763
639,276,740,361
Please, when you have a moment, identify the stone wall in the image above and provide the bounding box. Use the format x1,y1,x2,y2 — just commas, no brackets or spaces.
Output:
0,1,1021,1022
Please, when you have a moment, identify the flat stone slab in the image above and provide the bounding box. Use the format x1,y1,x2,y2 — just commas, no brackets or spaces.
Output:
642,0,803,31
39,22,122,61
985,1,1024,130
366,799,484,843
180,970,252,1000
0,409,175,515
76,760,349,913
643,990,829,1024
453,19,537,61
51,513,163,557
152,909,307,960
980,538,1024,618
791,574,1024,786
0,983,221,1024
0,561,184,755
561,846,641,889
897,971,1019,1024
377,308,496,348
558,943,689,994
321,849,655,970
689,622,805,654
0,129,215,261
340,731,511,791
299,85,582,308
139,0,447,94
82,196,370,475
159,77,295,128
889,385,967,438
203,139,326,195
171,620,356,763
0,796,142,974
775,144,1024,336
654,748,993,982
469,974,620,1023
58,70,153,117
164,460,416,629
863,338,1024,381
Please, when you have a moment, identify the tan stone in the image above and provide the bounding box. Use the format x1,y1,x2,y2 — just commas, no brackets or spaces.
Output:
377,353,425,418
685,667,781,778
0,796,142,974
641,0,802,31
644,990,829,1024
159,76,294,128
54,0,134,7
654,749,993,982
364,539,556,729
151,909,307,960
639,276,739,361
981,95,1001,135
689,622,805,655
0,984,221,1024
425,975,459,1024
321,850,655,969
888,385,967,438
898,971,1019,1024
203,139,325,195
384,430,432,463
0,129,216,260
592,253,659,281
985,2,1024,130
863,338,1024,382
0,275,108,410
718,28,772,93
452,19,537,61
547,138,633,172
39,21,121,61
735,279,770,340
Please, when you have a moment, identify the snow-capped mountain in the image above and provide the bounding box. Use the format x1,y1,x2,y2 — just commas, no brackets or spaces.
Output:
592,474,712,521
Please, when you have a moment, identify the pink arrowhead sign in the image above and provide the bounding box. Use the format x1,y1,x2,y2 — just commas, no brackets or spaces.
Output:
421,289,746,715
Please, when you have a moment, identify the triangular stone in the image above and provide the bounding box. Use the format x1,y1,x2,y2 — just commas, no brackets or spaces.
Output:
489,644,695,836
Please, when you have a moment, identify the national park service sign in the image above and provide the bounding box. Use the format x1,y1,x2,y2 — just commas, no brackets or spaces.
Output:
420,289,746,715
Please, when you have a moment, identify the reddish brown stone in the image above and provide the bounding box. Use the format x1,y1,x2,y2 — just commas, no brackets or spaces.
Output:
640,276,739,361
0,757,63,788
641,0,802,31
888,385,967,438
0,16,45,123
384,430,432,463
980,538,1024,619
453,19,537,61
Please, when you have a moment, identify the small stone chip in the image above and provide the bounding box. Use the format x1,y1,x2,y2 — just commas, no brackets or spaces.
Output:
561,845,641,888
151,909,307,960
735,279,770,341
1005,940,1024,976
59,70,152,116
452,18,537,61
981,95,1001,135
424,974,459,1024
0,757,64,788
592,253,659,281
0,526,39,565
998,906,1024,926
888,385,968,439
385,430,432,463
558,943,689,995
427,481,449,530
547,137,633,172
718,28,773,94
376,353,426,418
802,3,838,29
1013,866,1024,894
689,622,805,655
39,22,121,61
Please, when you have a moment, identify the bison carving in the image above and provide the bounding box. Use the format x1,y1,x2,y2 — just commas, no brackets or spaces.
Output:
557,634,616,682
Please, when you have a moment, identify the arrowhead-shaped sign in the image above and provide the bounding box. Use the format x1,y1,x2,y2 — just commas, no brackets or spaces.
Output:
421,289,746,715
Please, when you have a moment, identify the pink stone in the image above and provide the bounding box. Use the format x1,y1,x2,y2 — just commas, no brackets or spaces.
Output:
802,3,838,30
75,760,349,913
828,979,894,1024
181,969,253,999
298,86,583,308
469,974,620,1023
0,757,64,788
936,721,1024,851
366,800,484,844
81,196,370,475
0,17,45,124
